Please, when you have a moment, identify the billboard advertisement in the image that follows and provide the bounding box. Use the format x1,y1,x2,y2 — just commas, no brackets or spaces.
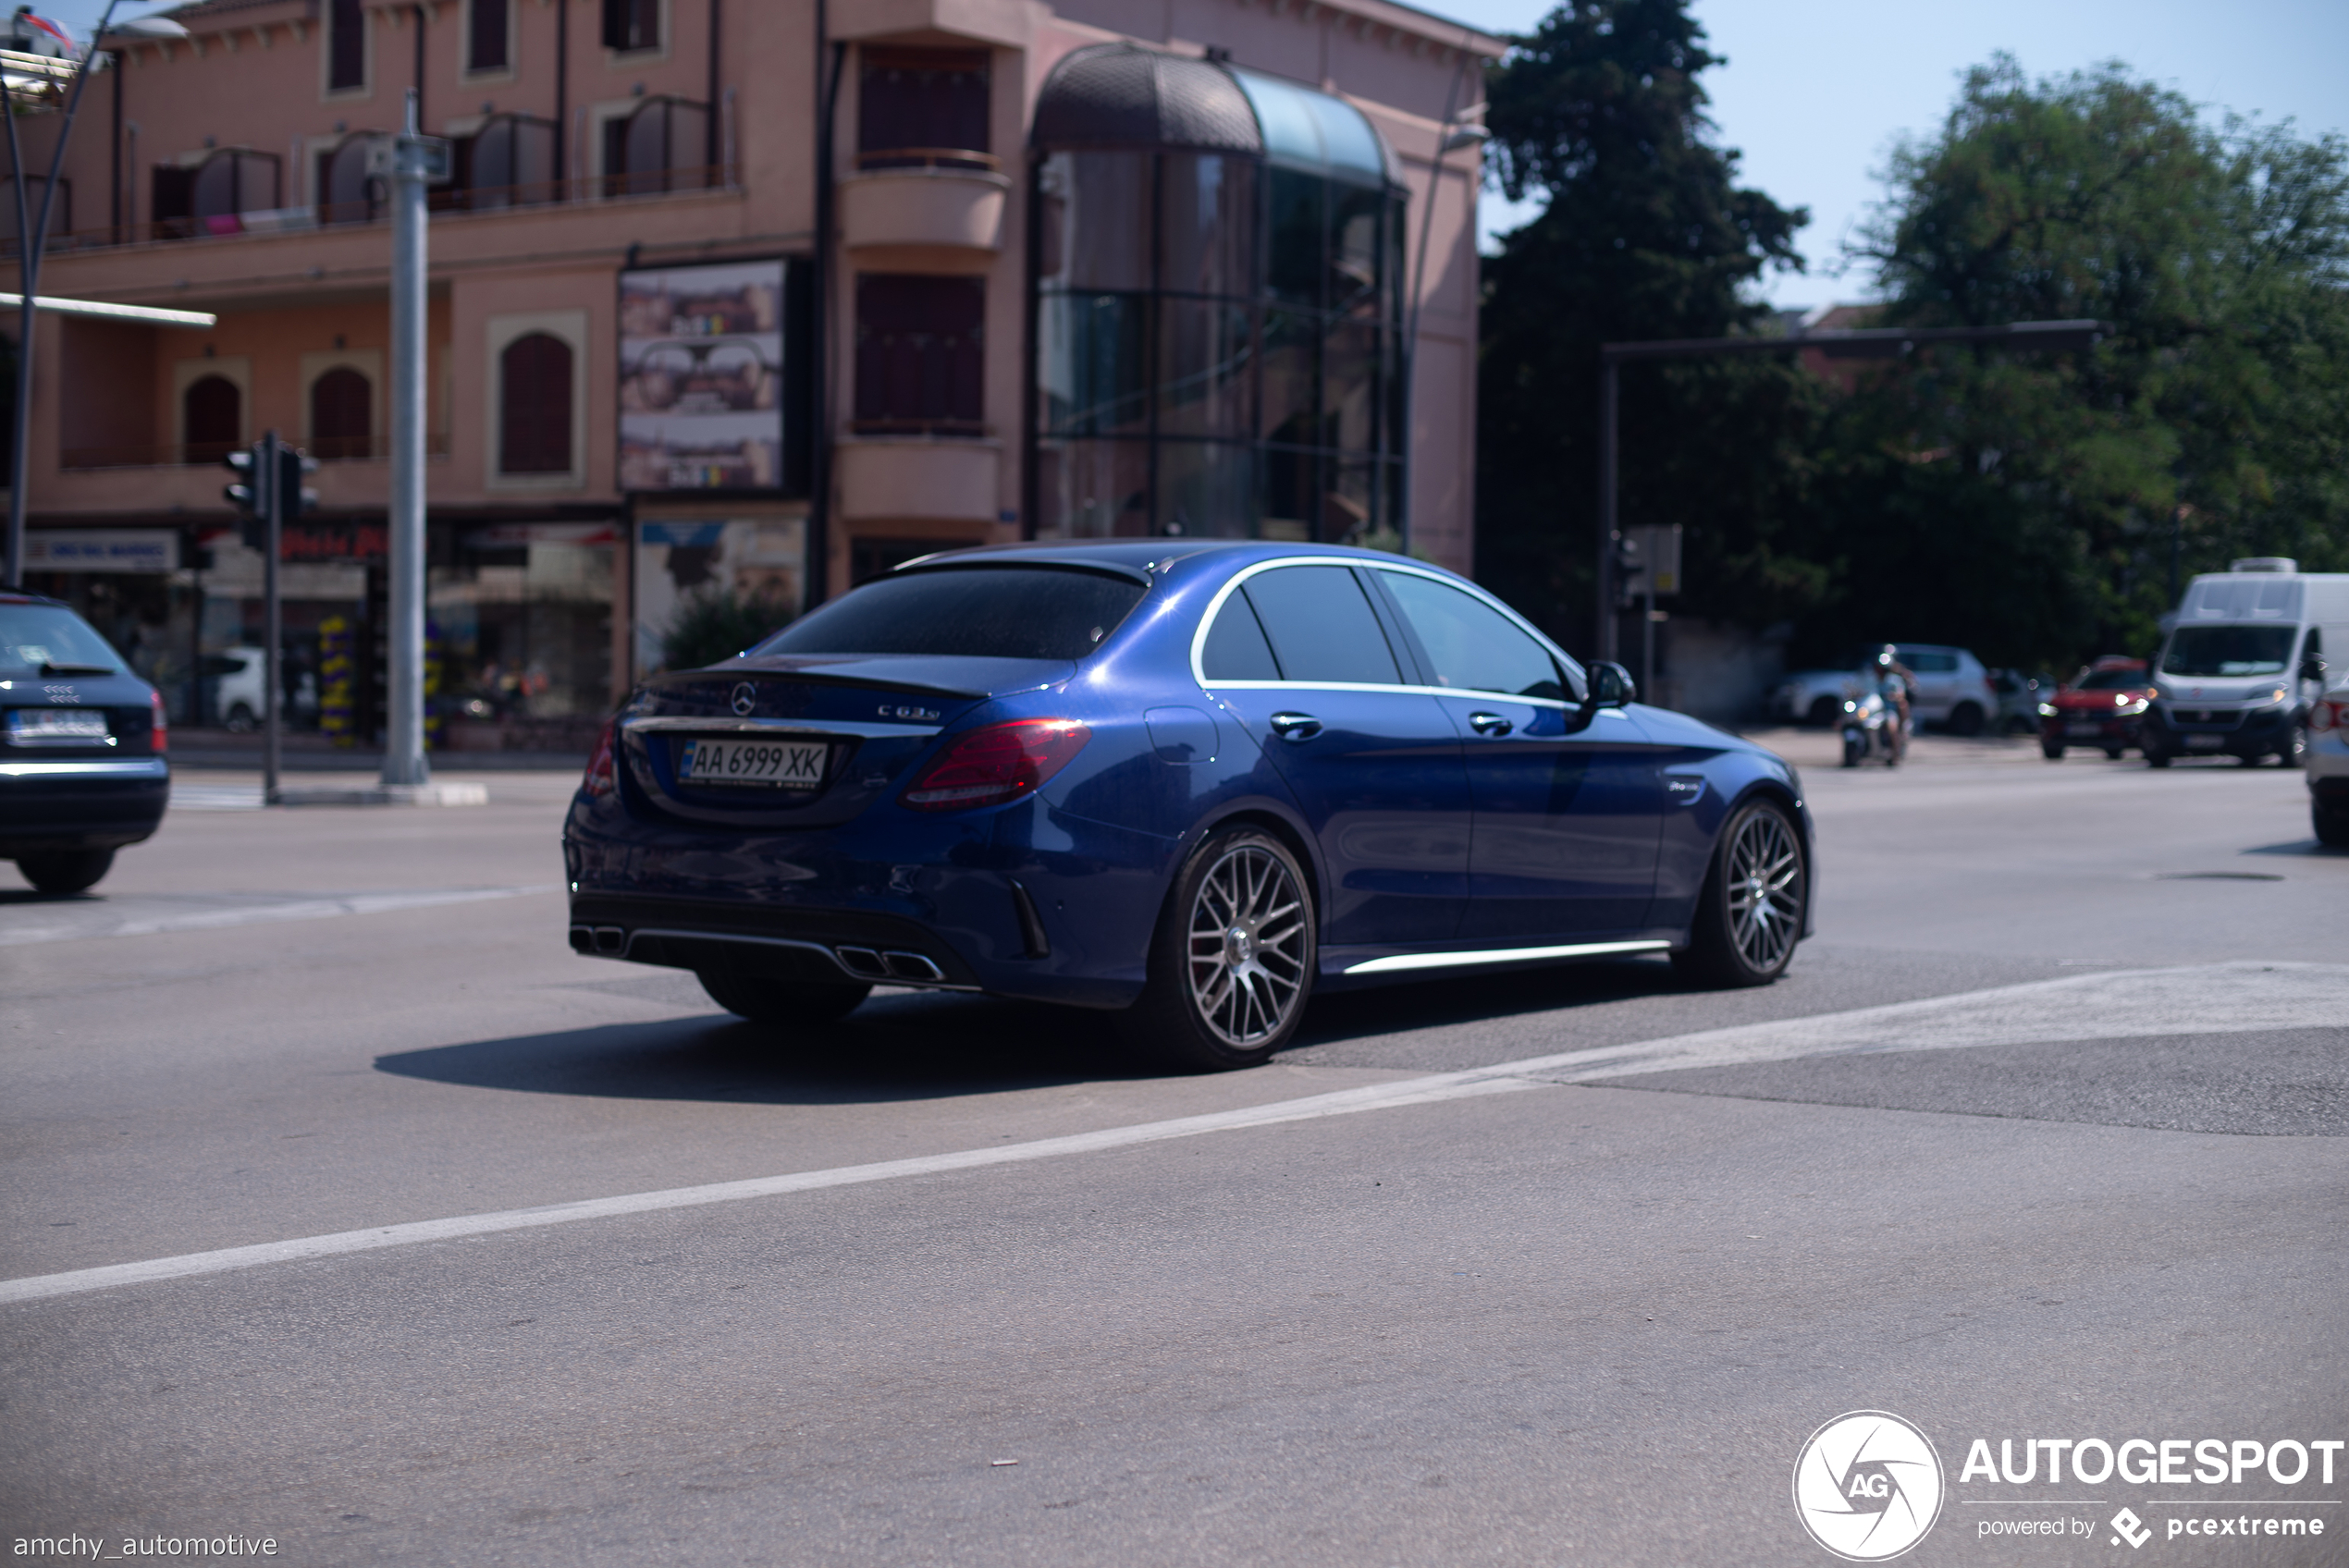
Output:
619,260,789,493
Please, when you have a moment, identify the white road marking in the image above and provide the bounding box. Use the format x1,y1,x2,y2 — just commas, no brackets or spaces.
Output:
3,961,2341,1306
166,783,266,812
0,885,560,947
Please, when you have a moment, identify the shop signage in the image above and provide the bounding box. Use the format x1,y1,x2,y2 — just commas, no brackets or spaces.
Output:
619,259,793,494
25,530,179,573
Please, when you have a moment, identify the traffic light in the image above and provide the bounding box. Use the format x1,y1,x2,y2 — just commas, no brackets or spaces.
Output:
223,435,317,548
223,440,274,550
277,445,320,522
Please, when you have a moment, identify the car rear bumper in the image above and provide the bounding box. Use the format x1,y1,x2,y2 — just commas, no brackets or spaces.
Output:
561,790,1178,1011
0,757,170,855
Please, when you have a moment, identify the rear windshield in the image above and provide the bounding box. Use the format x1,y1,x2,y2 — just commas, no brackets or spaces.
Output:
2076,668,2145,691
0,603,127,673
2161,626,2294,678
755,568,1146,662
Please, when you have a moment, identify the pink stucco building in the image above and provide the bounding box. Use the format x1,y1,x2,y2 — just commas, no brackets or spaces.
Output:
6,0,1497,748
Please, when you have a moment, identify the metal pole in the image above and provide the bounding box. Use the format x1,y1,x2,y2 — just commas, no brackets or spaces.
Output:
5,0,129,586
1642,575,1654,702
383,89,429,786
1595,357,1617,665
262,431,283,804
1398,47,1472,557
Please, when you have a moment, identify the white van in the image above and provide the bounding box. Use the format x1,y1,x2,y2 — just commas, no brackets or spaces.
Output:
2142,558,2349,767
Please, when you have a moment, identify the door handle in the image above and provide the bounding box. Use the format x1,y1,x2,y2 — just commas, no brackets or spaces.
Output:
1268,712,1322,741
1468,711,1513,736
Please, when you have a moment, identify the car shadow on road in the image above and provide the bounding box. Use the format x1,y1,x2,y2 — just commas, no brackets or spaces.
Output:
2242,838,2349,857
375,956,1700,1104
375,987,1155,1105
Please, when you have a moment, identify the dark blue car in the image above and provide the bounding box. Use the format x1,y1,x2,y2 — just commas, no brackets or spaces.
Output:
2,590,171,893
563,543,1813,1070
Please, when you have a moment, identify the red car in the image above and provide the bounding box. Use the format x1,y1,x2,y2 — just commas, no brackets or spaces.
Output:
2040,657,2154,759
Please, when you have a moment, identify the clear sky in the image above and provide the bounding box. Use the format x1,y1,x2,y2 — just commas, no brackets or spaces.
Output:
24,0,2349,308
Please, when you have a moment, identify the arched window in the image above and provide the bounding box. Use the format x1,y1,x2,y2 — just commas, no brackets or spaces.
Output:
310,366,372,459
499,333,573,473
183,374,241,461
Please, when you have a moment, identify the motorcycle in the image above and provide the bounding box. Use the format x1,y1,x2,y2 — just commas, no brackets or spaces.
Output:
1839,690,1901,767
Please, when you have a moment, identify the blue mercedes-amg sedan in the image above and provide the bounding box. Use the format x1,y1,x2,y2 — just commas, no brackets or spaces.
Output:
563,542,1812,1070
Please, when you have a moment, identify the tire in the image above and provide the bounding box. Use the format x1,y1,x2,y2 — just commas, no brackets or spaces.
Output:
1841,733,1863,767
2316,803,2349,849
1806,696,1840,729
224,703,257,734
1948,702,1984,737
1123,826,1316,1072
16,848,116,894
2238,751,2261,768
1674,799,1806,988
696,971,870,1026
2041,740,2065,761
2104,747,2124,761
2146,752,2171,768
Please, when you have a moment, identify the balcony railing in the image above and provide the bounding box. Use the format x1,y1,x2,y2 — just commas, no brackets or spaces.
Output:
854,148,1001,174
60,434,451,471
4,166,737,256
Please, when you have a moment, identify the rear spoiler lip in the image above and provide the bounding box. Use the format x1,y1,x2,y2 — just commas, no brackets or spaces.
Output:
647,654,1076,702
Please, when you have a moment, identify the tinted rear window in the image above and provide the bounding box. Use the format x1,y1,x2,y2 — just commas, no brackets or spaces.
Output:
0,604,126,673
755,568,1145,662
1239,566,1400,685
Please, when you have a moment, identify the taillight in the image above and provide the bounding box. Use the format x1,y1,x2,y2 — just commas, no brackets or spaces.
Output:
901,719,1089,812
150,689,168,753
2312,698,2346,734
582,717,618,796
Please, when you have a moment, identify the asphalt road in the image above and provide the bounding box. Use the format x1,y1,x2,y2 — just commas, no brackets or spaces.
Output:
3,734,2344,1566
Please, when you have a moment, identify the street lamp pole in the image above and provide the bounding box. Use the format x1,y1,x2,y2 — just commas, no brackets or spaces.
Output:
1594,318,2107,671
378,89,445,787
3,0,145,585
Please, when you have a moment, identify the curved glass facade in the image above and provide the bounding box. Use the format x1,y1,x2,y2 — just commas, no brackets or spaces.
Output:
1030,56,1407,542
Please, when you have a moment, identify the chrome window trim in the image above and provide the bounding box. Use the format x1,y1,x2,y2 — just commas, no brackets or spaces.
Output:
1188,555,1590,704
1,758,168,779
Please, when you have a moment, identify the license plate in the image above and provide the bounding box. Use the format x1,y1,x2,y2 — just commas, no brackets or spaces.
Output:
6,708,111,746
678,735,829,789
2185,734,2223,750
2068,721,2106,737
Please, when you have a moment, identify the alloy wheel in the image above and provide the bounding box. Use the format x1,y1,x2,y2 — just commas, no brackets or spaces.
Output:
1186,842,1310,1047
1724,808,1803,974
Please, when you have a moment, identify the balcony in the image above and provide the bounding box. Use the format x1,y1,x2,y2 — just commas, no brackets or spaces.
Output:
61,435,451,470
836,435,1000,522
6,167,735,257
840,151,1009,255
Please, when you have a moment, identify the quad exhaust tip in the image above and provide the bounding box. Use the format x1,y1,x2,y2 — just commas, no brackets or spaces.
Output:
833,946,946,983
569,925,629,956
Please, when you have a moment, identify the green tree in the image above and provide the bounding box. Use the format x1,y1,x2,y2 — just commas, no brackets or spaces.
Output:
1824,56,2349,668
658,586,795,672
1476,0,1814,654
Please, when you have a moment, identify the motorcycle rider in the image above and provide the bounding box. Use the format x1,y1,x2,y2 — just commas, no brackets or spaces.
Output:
1869,644,1916,765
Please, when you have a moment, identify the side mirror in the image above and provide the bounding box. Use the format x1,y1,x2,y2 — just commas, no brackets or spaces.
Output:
2302,653,2327,682
1580,660,1635,717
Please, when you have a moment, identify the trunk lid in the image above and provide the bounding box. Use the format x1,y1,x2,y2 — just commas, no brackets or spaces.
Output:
619,655,1073,827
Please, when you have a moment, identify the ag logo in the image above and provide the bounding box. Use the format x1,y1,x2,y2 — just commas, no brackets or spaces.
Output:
730,681,757,717
1792,1410,1945,1561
